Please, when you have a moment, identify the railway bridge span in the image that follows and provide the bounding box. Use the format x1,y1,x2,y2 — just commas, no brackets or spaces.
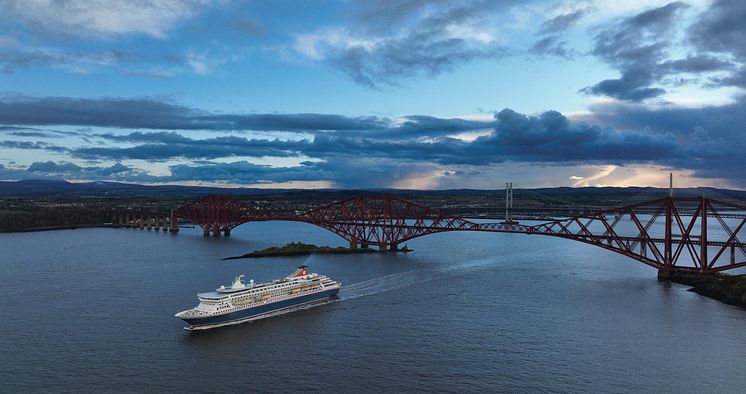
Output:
147,194,746,276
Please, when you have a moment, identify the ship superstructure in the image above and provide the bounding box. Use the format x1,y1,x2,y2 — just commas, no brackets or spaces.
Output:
175,266,341,330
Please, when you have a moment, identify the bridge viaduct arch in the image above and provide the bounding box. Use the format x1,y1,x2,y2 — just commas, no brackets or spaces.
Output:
144,194,746,275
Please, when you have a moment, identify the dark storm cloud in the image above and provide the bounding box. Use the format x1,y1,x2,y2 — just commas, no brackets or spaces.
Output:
583,2,689,102
74,135,309,161
25,160,137,177
62,107,679,169
584,72,666,102
331,35,508,89
0,140,51,149
0,95,503,140
98,162,132,176
25,102,688,186
166,160,317,183
72,131,470,164
0,140,67,152
531,8,586,60
0,157,436,188
659,55,735,74
474,109,678,163
0,96,391,131
538,9,586,34
687,0,746,88
0,126,82,137
27,161,86,174
581,96,746,185
688,0,746,61
325,1,516,88
1,102,743,186
585,1,746,101
200,113,390,132
8,157,428,188
586,96,746,140
530,35,574,59
378,115,495,138
1,93,743,186
165,158,436,188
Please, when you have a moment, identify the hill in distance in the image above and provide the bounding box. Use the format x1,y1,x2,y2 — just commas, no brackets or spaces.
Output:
1,179,745,203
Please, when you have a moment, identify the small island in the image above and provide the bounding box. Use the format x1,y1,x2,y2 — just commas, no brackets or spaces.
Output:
670,272,746,308
223,242,377,260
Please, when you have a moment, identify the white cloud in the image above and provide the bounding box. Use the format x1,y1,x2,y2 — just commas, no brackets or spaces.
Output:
449,129,493,142
443,23,495,44
0,0,208,39
184,46,236,75
293,28,378,60
185,51,211,74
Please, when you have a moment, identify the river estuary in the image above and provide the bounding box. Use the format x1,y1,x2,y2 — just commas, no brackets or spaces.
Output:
1,222,745,392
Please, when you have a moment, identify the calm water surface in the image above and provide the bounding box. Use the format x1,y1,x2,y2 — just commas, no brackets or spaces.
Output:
1,222,745,393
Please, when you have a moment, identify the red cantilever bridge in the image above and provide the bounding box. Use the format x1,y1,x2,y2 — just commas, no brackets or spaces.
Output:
170,194,746,275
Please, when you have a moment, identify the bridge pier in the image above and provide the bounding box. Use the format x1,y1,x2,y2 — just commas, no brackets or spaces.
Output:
657,269,672,281
349,242,358,249
169,210,179,233
224,229,231,237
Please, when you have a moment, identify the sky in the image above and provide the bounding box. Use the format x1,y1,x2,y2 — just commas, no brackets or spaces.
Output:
0,0,744,190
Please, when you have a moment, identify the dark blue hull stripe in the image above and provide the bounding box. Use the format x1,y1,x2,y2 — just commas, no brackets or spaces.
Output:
181,288,339,327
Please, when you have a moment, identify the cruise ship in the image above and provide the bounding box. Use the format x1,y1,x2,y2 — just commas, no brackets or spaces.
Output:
175,266,341,330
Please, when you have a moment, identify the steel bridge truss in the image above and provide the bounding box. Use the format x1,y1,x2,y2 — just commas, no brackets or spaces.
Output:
172,195,261,236
173,195,746,273
524,197,746,273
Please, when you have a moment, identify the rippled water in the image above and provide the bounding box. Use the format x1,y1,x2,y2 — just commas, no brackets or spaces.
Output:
1,222,745,392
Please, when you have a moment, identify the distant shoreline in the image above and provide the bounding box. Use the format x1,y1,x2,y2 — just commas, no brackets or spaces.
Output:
0,224,115,233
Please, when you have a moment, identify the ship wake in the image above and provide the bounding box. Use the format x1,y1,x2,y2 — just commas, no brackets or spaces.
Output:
340,256,498,301
339,269,434,300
